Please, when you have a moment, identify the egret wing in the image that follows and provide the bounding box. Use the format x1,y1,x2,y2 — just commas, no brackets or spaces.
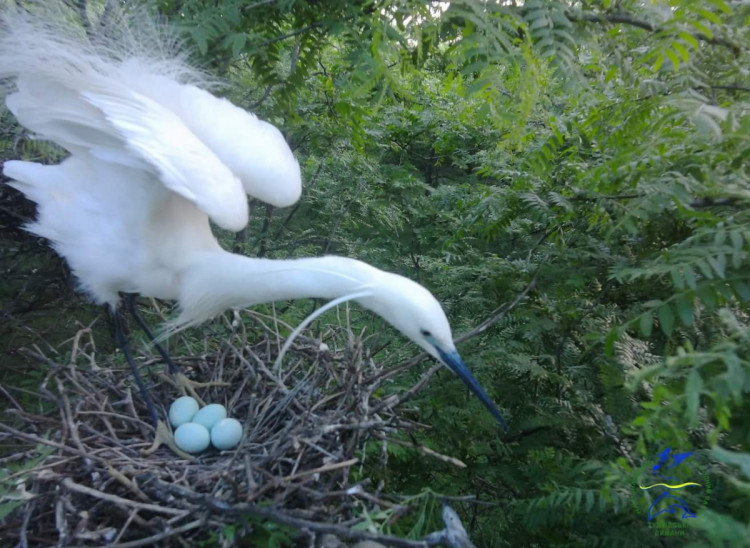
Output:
82,88,248,231
6,74,145,168
138,81,303,208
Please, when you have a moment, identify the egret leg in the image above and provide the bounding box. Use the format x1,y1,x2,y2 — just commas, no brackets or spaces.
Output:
123,293,229,405
123,293,178,374
112,301,194,459
112,307,160,428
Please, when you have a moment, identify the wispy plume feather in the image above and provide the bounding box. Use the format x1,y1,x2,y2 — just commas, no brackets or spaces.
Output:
0,0,214,94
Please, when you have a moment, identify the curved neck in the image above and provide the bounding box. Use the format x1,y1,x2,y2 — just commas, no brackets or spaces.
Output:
174,252,381,328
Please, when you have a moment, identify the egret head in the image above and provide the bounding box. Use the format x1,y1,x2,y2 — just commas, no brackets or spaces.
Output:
360,272,509,430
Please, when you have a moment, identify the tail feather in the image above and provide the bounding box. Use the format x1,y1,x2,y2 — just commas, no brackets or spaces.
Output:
5,159,70,243
4,160,56,204
3,156,153,306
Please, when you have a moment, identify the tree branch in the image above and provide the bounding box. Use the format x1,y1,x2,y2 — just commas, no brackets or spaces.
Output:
566,10,742,55
248,84,275,110
455,271,539,344
256,203,274,258
253,23,321,49
241,0,276,13
710,83,750,94
137,475,434,548
273,163,324,239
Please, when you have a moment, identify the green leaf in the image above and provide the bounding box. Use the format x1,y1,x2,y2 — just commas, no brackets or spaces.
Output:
708,0,732,13
730,280,750,301
712,448,750,479
528,12,550,30
696,259,714,279
639,312,653,337
685,369,702,426
605,327,622,355
684,268,697,289
698,286,719,308
678,31,700,49
688,19,713,38
658,304,675,336
664,49,681,70
672,42,689,63
670,267,684,289
697,8,722,24
0,500,26,521
652,53,665,72
707,255,726,278
675,294,694,326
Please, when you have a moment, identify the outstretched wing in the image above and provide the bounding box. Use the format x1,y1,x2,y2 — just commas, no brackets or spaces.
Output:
7,73,248,232
83,87,248,231
0,6,301,225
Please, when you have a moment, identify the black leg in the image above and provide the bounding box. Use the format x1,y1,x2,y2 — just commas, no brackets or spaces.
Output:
123,293,180,375
112,305,159,428
123,294,230,416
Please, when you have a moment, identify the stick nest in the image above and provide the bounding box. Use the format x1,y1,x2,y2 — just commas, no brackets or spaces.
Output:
1,311,460,547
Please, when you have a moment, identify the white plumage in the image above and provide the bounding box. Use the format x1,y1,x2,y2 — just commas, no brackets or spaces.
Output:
1,5,507,428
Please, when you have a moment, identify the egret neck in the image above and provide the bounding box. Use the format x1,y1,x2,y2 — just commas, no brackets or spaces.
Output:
173,251,509,429
175,253,379,330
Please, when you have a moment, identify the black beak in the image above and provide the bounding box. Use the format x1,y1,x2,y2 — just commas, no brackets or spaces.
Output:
436,347,508,430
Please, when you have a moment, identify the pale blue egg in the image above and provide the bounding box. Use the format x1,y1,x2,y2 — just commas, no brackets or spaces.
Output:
210,418,243,450
168,396,199,428
174,422,210,453
192,404,227,430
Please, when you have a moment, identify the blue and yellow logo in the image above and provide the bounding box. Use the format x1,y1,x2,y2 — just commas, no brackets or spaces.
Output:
630,447,711,537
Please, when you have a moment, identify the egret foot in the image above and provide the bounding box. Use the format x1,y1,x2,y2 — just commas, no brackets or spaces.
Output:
158,372,231,406
141,420,194,460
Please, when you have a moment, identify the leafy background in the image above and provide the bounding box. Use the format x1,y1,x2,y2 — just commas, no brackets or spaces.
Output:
2,0,749,545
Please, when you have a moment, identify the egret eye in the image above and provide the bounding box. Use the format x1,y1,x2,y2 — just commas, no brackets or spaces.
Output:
420,329,432,337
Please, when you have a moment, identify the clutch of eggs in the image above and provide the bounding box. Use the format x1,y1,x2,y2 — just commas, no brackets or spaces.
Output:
168,397,243,454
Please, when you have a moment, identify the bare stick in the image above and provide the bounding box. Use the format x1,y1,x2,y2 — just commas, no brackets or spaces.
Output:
374,434,466,468
60,477,184,516
109,519,204,548
282,457,358,482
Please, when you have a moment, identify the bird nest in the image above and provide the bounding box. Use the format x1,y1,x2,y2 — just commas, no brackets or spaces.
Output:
0,310,468,547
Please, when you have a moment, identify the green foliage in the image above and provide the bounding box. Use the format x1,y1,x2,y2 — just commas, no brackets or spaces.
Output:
0,445,54,520
4,0,749,544
191,514,295,547
152,0,750,542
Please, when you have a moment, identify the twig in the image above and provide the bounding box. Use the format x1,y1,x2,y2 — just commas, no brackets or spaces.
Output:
710,84,750,94
138,476,432,548
253,23,321,49
109,519,204,548
241,0,276,13
59,477,184,516
566,10,742,55
273,163,324,239
374,433,467,468
282,457,358,482
370,363,442,415
455,272,539,344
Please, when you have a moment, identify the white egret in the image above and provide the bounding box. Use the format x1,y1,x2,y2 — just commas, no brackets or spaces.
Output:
0,6,508,449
